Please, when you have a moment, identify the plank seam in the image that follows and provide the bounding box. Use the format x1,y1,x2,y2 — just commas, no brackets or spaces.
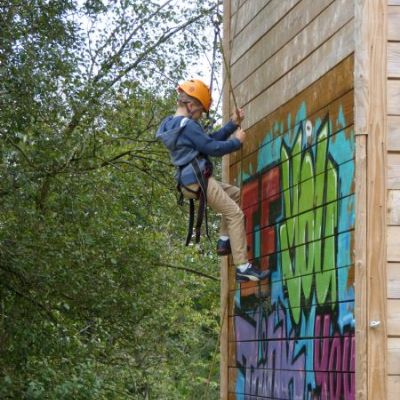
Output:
231,0,337,86
235,18,354,110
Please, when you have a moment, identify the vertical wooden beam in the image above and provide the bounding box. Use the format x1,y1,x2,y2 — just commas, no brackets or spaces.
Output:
354,4,369,399
220,1,231,399
354,1,388,399
354,133,368,400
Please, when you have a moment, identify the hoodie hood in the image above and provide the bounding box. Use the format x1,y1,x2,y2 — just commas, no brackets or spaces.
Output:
156,116,199,166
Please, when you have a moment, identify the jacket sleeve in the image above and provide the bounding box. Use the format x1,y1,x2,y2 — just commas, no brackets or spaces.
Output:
209,120,239,141
186,120,241,157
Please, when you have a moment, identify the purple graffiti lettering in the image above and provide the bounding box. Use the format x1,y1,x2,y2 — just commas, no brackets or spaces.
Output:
236,304,306,397
314,314,355,400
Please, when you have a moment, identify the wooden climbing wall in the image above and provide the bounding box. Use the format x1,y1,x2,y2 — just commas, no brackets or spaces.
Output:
387,1,400,398
220,0,399,399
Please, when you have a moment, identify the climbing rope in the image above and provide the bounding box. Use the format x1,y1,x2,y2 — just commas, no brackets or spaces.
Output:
203,4,242,399
203,18,221,134
213,7,242,128
203,296,229,400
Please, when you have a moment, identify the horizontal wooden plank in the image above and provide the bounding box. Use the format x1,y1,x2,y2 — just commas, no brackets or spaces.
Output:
388,152,400,189
242,195,354,250
388,116,400,151
229,299,355,341
231,0,335,87
234,0,354,106
242,21,354,130
388,338,400,374
388,80,400,115
230,0,271,36
388,190,400,225
231,0,239,12
388,263,400,298
388,375,400,400
230,58,354,166
388,42,400,78
388,299,400,335
234,100,354,177
388,6,400,41
229,252,355,313
228,367,355,399
240,155,355,220
388,227,400,261
231,0,300,64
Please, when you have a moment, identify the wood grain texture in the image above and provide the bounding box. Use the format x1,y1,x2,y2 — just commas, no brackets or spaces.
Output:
388,263,400,299
231,0,335,87
241,20,354,129
388,227,400,261
231,0,301,64
388,299,400,335
388,376,400,400
388,152,400,189
234,0,354,107
388,6,400,40
355,133,368,400
388,81,400,115
355,1,387,399
388,116,400,151
388,42,400,78
230,56,354,166
388,338,400,374
388,190,400,224
230,0,271,36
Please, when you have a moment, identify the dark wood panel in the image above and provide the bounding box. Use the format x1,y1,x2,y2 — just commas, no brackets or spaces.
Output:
229,59,354,166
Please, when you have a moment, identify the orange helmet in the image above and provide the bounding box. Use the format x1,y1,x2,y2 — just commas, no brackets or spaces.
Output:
177,79,212,112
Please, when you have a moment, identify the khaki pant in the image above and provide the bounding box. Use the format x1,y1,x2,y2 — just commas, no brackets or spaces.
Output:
206,177,248,266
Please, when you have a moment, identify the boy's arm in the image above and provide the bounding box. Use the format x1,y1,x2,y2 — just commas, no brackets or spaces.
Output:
187,120,241,157
209,120,239,141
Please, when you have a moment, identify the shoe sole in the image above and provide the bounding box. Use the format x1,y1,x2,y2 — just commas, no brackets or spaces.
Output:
236,273,261,282
237,271,270,281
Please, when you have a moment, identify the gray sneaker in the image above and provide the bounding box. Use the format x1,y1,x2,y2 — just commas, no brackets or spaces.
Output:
236,264,269,281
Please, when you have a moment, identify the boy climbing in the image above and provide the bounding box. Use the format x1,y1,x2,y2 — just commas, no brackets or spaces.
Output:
156,79,268,282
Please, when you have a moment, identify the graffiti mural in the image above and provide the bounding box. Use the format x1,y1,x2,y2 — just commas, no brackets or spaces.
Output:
232,102,355,400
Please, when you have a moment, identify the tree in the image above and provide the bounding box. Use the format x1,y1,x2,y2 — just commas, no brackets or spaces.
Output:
0,1,223,398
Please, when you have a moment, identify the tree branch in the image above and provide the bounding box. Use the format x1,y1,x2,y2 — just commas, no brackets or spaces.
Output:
62,3,219,137
92,0,176,84
154,262,219,281
97,9,216,99
2,281,60,325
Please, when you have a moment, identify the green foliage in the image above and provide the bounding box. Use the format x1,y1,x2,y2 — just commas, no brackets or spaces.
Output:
1,1,222,398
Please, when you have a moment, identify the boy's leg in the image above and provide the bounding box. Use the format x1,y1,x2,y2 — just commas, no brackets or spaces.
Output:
206,177,247,266
218,182,241,237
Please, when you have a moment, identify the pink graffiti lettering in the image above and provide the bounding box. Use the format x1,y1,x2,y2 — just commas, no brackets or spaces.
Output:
314,314,355,400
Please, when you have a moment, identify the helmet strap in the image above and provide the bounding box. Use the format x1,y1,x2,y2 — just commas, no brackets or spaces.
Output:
184,102,203,119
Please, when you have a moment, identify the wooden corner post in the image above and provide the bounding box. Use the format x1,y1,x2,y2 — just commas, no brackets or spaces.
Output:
220,0,231,399
354,0,388,398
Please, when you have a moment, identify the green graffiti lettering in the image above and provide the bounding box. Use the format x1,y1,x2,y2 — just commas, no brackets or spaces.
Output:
279,119,338,325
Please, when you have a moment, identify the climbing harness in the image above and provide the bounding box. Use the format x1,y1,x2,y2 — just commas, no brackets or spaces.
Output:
177,156,212,246
164,3,242,248
168,118,212,246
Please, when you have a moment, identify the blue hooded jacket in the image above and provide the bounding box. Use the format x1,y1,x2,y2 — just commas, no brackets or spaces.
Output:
156,115,241,185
